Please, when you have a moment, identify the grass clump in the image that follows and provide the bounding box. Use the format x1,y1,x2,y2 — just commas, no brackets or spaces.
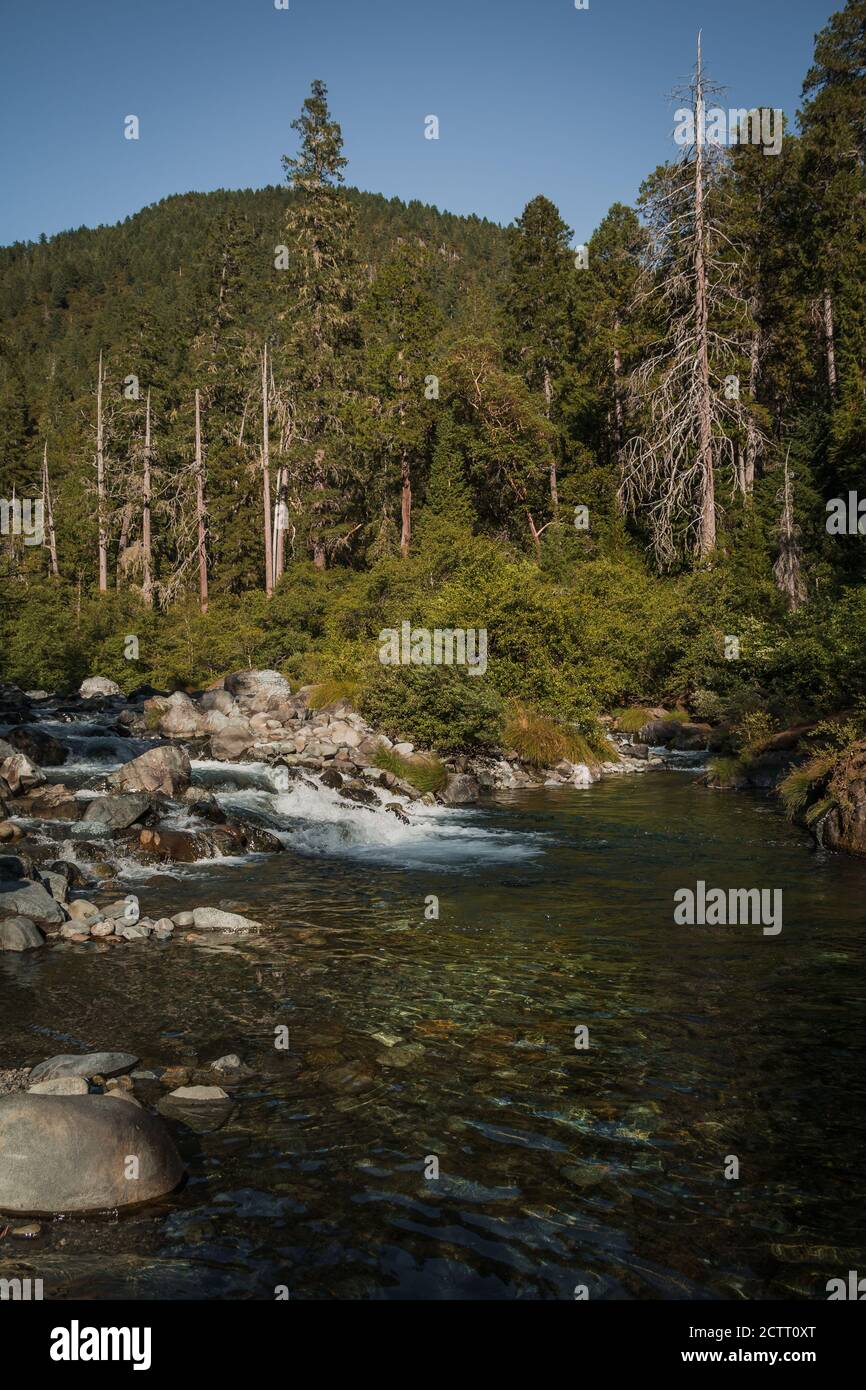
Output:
707,756,746,788
778,755,835,820
614,705,653,735
374,747,447,794
503,702,614,768
307,677,363,711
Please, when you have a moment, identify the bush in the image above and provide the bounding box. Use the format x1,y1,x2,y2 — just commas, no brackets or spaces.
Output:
361,665,505,752
690,687,725,724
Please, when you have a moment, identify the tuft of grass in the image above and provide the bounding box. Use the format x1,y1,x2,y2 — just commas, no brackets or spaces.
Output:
707,756,746,788
667,707,690,723
503,703,615,769
374,747,447,794
778,755,834,819
308,677,362,711
614,705,653,735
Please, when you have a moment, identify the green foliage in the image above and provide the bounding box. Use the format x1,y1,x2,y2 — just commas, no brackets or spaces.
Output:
708,756,747,788
614,706,653,734
690,688,725,724
374,747,447,794
361,665,505,753
778,756,835,818
503,702,612,768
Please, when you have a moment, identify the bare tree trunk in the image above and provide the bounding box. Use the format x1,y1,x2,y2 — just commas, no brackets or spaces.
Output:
400,450,412,558
743,325,760,497
195,388,208,613
116,504,132,584
774,446,806,611
543,366,558,510
823,286,837,396
142,389,153,607
96,351,108,591
312,449,326,569
694,36,716,557
274,465,287,581
42,441,59,577
262,345,273,597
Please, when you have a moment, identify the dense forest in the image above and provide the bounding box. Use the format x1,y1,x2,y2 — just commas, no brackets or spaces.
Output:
1,1,865,759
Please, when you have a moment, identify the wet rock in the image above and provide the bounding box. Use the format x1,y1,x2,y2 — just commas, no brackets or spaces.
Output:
28,1077,90,1096
169,1084,229,1101
211,720,255,761
670,722,711,752
103,895,140,925
340,780,379,806
37,870,69,903
4,727,68,767
152,917,174,939
10,1222,42,1238
114,745,192,798
386,804,411,825
639,717,683,746
0,820,24,842
320,1061,376,1094
172,911,195,928
79,676,122,699
375,1042,426,1069
438,773,480,806
319,766,344,790
0,752,45,795
119,922,151,941
191,906,262,935
15,783,83,821
89,921,115,939
0,1093,184,1212
28,1051,139,1086
0,878,65,926
0,916,45,951
82,792,153,831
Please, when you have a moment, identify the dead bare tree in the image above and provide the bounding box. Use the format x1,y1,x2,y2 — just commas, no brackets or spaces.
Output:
41,441,59,576
195,388,209,613
619,34,759,566
261,343,274,598
96,351,108,591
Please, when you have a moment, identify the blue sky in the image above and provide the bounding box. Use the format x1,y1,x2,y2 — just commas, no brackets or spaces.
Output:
0,0,839,247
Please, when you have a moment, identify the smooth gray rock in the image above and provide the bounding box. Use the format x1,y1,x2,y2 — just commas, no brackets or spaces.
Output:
28,1051,139,1085
223,670,290,702
0,1093,184,1212
28,1077,89,1096
439,773,481,806
191,906,261,934
79,676,122,698
114,744,192,797
0,878,65,925
210,720,254,761
0,916,45,951
82,793,152,831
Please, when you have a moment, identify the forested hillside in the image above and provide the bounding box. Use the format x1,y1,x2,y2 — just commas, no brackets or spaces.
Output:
1,2,865,757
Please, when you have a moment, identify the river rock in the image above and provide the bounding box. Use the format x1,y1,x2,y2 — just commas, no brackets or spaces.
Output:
0,752,45,794
200,688,237,716
0,1093,184,1212
439,773,480,806
28,1051,139,1085
4,727,69,767
0,820,23,842
18,784,82,820
102,895,140,924
82,792,152,831
0,916,45,951
0,878,65,925
210,719,255,761
115,744,192,798
169,1084,229,1100
158,692,204,738
223,670,291,703
79,676,122,698
28,1077,89,1096
191,906,262,934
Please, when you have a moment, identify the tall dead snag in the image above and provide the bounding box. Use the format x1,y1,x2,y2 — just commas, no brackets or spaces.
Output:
41,441,59,576
262,344,273,598
194,388,208,614
620,34,754,566
822,286,837,396
774,447,806,611
142,389,153,607
96,351,108,590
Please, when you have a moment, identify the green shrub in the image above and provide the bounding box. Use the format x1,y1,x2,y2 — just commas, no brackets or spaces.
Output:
690,687,725,724
361,665,505,752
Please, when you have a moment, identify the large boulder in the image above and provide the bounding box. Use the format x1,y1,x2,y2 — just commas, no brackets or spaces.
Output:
0,1093,184,1213
28,1051,139,1085
82,792,152,831
639,718,684,747
0,878,65,926
0,916,45,951
191,906,262,934
3,727,68,767
223,670,291,704
156,691,204,738
199,688,237,716
210,720,255,761
114,745,192,798
79,677,122,699
0,752,45,795
439,773,480,806
16,783,82,821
